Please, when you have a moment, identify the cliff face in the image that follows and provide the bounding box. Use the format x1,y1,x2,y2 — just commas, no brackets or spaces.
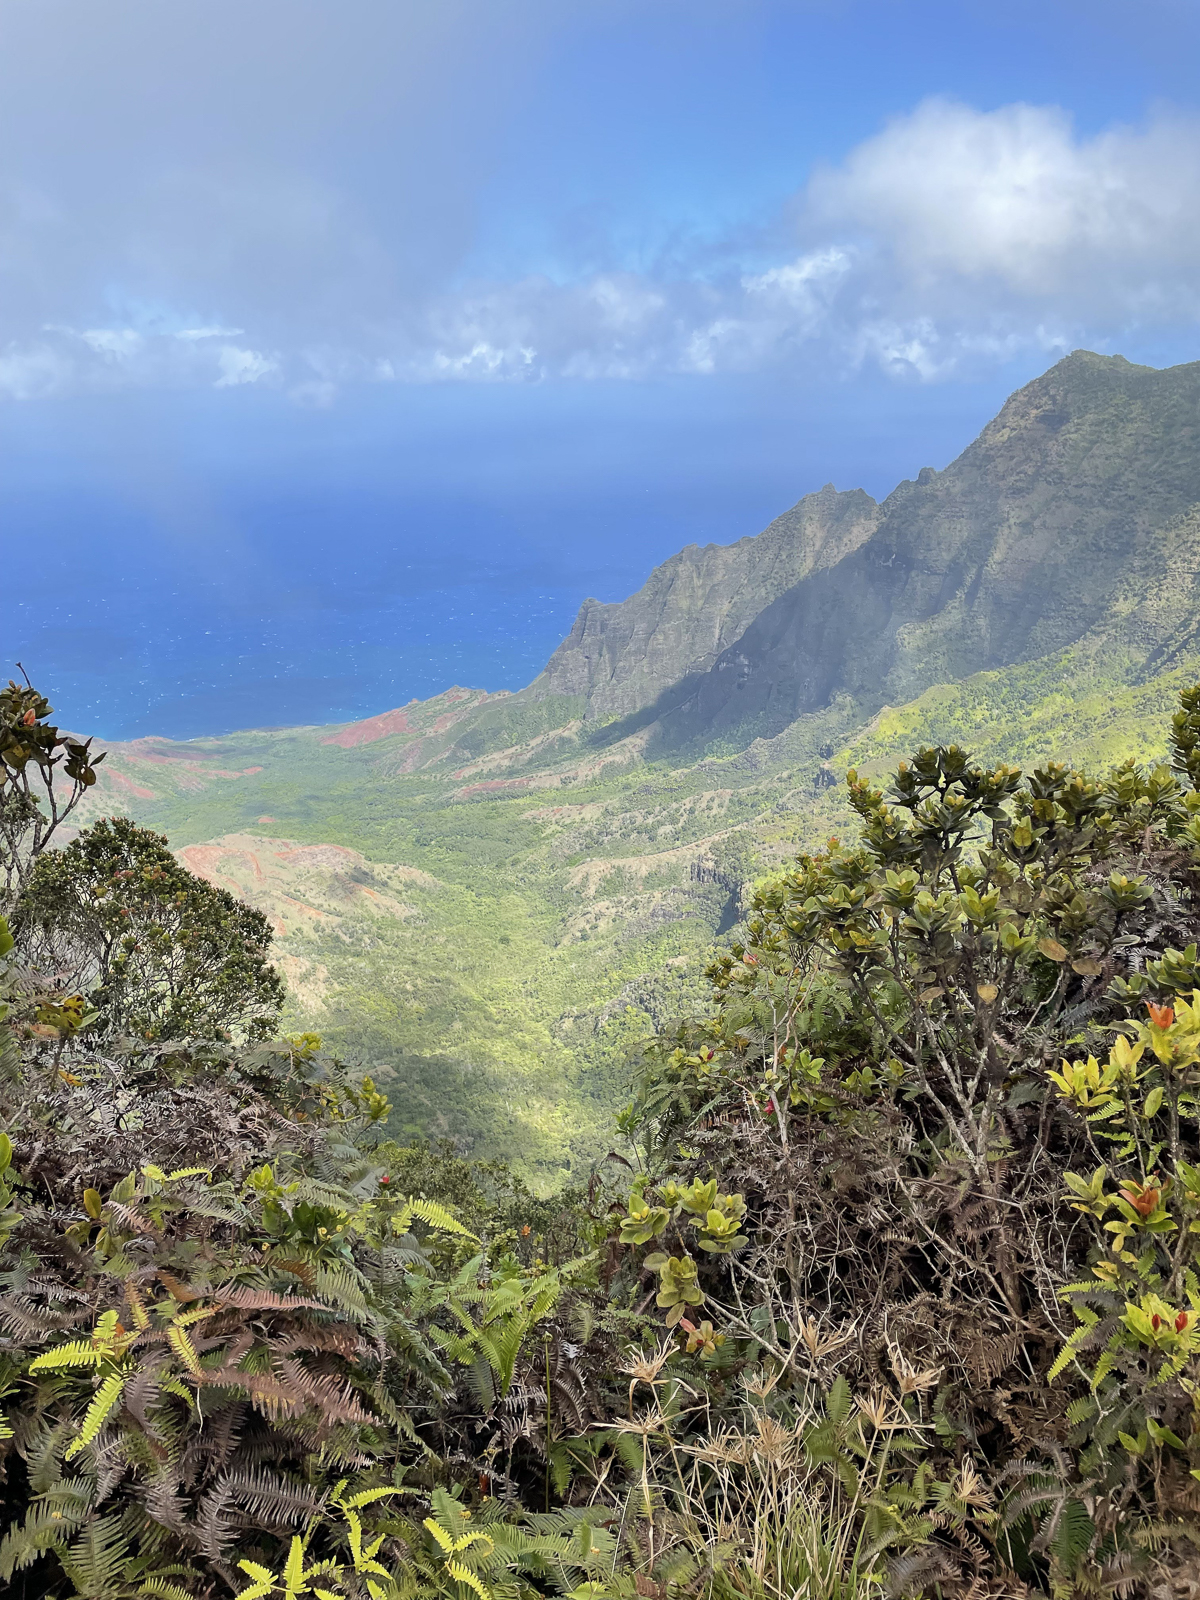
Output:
652,352,1200,747
76,350,1200,1176
533,482,881,721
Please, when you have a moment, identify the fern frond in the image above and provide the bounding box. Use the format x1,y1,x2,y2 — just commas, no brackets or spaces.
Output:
158,1375,195,1407
466,1357,496,1410
429,1327,477,1365
29,1338,107,1371
171,1303,219,1329
218,1466,324,1529
60,1512,133,1598
0,1503,83,1578
336,1484,410,1511
446,1558,495,1600
213,1285,327,1314
25,1419,76,1493
234,1571,275,1600
312,1263,370,1320
138,1581,196,1600
126,1282,152,1332
66,1368,128,1459
167,1324,202,1376
398,1198,477,1240
425,1517,456,1555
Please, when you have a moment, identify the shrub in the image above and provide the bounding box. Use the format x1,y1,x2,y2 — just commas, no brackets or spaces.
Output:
15,816,284,1043
618,684,1200,1592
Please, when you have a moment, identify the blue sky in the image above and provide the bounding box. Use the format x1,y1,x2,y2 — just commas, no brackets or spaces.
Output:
4,0,1200,738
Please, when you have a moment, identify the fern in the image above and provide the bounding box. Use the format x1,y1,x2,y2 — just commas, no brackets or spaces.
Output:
311,1262,371,1319
1047,1499,1097,1569
466,1356,497,1410
0,1500,86,1578
59,1513,133,1600
167,1324,202,1375
396,1197,478,1241
29,1337,108,1370
212,1466,324,1531
66,1367,130,1458
213,1284,328,1313
137,1580,197,1600
446,1557,494,1600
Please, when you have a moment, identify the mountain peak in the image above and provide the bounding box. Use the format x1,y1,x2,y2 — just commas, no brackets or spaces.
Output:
533,483,880,721
648,350,1200,751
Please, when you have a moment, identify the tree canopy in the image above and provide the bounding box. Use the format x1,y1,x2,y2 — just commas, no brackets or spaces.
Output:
9,675,1200,1595
16,815,284,1043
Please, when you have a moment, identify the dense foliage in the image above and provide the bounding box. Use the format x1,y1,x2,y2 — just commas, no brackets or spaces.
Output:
620,684,1200,1594
0,677,104,912
17,677,1200,1596
16,816,284,1043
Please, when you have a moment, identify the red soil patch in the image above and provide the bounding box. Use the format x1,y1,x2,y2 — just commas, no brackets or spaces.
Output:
103,768,156,800
177,844,266,884
322,707,416,748
455,777,534,799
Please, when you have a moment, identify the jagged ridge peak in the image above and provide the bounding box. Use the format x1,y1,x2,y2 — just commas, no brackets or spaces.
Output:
651,349,1200,751
534,481,880,722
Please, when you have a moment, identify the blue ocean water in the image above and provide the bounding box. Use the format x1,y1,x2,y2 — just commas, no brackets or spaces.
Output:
1,368,1035,741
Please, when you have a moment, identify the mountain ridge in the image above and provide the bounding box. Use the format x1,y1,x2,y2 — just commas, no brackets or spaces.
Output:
68,348,1200,1179
622,350,1200,750
530,481,881,722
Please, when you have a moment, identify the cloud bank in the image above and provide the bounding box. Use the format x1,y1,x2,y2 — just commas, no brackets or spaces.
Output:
4,90,1200,399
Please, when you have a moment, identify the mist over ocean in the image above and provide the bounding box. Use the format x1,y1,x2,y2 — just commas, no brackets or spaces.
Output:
4,367,1041,741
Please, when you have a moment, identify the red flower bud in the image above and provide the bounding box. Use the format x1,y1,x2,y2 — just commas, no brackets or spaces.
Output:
1152,1314,1163,1331
379,1175,390,1185
1177,1312,1189,1332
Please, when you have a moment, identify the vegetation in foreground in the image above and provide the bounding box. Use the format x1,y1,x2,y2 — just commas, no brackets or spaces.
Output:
13,675,1200,1595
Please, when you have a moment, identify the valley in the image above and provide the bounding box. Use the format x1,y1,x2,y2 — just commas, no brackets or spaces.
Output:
78,350,1200,1183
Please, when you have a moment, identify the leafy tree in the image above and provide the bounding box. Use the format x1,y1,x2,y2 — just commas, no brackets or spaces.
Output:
0,676,103,914
618,683,1200,1591
16,815,285,1042
0,684,625,1597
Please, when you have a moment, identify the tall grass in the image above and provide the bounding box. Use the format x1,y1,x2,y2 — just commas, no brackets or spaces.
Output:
614,1343,949,1600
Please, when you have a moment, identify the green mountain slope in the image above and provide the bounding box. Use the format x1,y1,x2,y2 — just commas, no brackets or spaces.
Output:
531,482,880,721
75,350,1200,1185
646,351,1200,750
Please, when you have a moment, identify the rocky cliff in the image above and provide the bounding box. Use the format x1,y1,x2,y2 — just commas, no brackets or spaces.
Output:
532,482,880,721
651,351,1200,747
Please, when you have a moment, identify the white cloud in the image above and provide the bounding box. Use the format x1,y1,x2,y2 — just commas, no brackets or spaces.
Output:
0,343,72,400
176,325,244,340
743,247,852,304
2,93,1199,399
214,345,277,387
808,99,1200,314
399,101,1200,383
79,327,143,359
